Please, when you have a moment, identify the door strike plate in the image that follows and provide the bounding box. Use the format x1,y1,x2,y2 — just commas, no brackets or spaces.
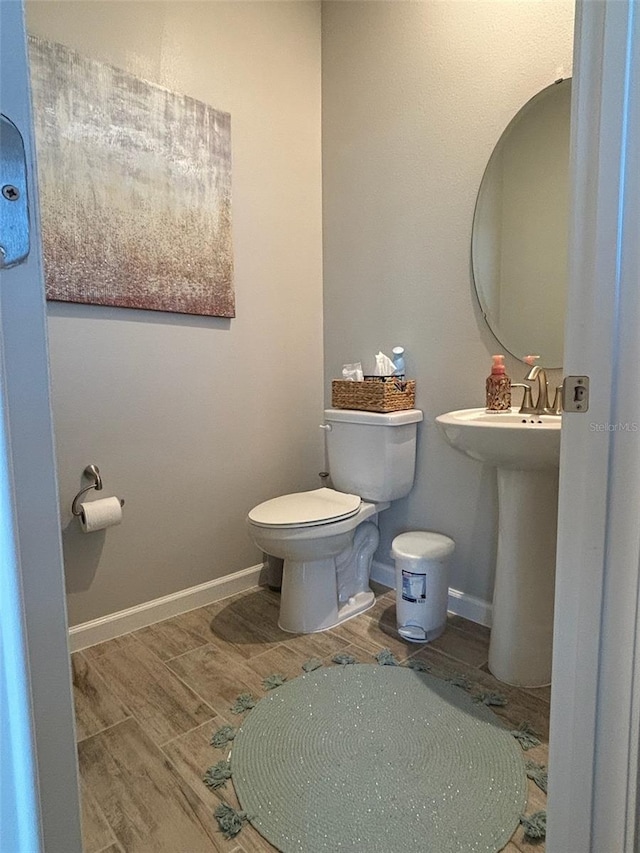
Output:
562,375,590,412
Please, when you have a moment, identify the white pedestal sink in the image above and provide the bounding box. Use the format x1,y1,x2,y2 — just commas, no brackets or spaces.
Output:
435,408,561,687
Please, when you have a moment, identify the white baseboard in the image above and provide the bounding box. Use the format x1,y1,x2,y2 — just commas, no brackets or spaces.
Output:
446,587,492,627
68,563,264,652
371,559,492,628
370,558,396,589
69,558,493,652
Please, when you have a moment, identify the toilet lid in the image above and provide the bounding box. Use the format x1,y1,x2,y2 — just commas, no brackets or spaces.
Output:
248,488,361,528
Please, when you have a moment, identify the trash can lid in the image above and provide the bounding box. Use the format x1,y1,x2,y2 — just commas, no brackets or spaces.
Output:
392,531,455,561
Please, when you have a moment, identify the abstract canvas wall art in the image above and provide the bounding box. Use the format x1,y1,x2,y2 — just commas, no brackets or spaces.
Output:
28,37,234,317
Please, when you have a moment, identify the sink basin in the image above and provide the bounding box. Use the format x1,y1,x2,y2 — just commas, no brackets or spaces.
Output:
435,408,561,470
436,407,562,688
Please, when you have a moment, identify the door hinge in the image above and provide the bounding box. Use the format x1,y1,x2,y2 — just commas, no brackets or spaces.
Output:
0,114,30,268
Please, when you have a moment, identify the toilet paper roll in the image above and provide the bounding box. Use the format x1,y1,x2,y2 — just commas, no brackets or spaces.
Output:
79,496,123,533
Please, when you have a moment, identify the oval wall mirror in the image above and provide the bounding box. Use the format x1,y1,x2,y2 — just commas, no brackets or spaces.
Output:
472,78,571,368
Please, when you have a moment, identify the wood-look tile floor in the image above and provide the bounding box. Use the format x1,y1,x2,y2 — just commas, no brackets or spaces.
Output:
73,585,548,853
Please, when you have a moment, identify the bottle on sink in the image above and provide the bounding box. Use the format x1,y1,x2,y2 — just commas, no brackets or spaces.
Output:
486,354,511,412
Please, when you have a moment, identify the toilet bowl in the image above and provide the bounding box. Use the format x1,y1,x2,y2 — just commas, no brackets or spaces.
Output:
249,488,390,632
247,408,423,634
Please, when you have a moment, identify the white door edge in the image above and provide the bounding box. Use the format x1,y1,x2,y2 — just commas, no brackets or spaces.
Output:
0,3,82,851
547,2,640,850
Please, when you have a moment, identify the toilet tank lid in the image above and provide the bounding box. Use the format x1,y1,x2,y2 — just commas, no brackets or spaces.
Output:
324,408,423,426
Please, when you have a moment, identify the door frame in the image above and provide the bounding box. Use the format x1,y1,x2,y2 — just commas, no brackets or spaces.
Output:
0,2,82,851
547,1,640,850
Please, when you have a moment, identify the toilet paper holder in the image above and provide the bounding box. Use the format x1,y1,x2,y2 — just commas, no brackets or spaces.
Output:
71,464,125,517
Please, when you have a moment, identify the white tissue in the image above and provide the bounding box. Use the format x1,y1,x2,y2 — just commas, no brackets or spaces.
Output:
374,352,396,376
79,496,123,533
342,362,364,381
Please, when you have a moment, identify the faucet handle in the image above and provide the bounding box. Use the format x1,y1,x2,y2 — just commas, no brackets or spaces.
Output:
551,385,563,415
511,383,536,414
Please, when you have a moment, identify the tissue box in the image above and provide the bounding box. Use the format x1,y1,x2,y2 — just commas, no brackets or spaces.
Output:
331,377,416,413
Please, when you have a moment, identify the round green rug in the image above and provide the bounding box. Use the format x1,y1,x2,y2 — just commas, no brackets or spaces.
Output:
231,664,526,853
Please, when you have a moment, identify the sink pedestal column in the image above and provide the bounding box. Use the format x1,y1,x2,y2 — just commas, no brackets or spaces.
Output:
489,468,559,687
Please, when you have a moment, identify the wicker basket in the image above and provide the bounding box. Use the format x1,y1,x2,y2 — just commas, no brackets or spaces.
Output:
331,377,416,413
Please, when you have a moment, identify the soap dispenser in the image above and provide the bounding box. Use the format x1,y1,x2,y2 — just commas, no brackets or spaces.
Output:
486,355,511,412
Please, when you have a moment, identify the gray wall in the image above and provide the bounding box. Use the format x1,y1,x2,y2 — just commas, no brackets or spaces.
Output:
27,0,574,625
322,1,573,603
27,1,324,626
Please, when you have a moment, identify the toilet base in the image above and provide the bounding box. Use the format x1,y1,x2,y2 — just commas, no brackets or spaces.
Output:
276,520,380,633
279,586,375,634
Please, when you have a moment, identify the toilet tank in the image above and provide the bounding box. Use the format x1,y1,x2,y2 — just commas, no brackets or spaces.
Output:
324,408,423,502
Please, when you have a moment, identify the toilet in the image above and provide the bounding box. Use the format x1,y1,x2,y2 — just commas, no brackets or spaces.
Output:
247,407,423,633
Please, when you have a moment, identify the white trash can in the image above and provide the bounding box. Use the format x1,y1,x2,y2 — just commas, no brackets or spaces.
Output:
392,531,455,643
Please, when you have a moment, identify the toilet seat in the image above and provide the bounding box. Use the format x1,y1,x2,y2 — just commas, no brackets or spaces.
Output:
248,487,361,529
